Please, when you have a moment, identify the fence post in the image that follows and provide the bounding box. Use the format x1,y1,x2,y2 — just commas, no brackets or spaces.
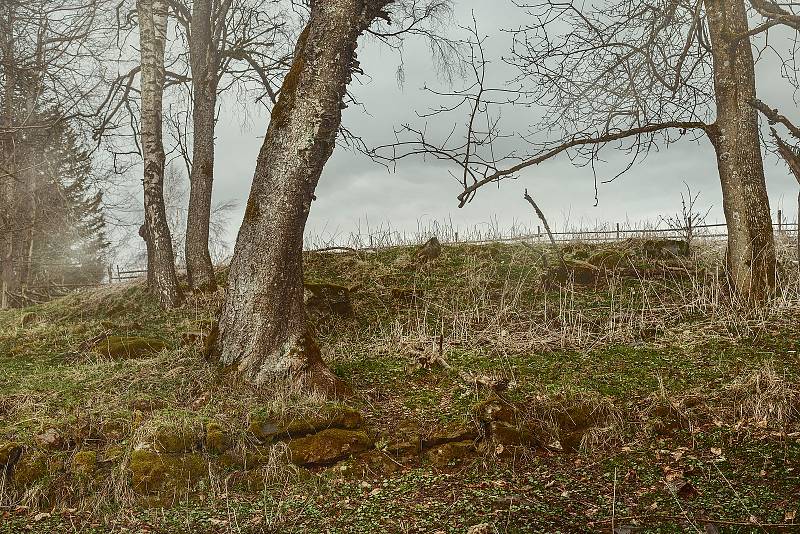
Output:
537,225,541,240
1,281,6,310
778,210,783,233
107,265,113,284
616,223,620,240
455,232,459,243
687,214,693,244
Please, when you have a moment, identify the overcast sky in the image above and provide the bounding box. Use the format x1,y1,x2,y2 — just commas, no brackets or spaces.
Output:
205,0,800,251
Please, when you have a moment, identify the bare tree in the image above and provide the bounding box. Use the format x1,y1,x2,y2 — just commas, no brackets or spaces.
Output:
377,0,799,301
752,99,800,265
137,0,182,308
167,0,287,292
0,0,110,308
209,0,454,396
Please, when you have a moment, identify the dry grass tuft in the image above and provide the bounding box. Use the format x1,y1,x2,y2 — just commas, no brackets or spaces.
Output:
720,361,800,428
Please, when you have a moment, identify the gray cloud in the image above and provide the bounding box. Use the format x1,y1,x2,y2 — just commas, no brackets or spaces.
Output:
209,0,800,249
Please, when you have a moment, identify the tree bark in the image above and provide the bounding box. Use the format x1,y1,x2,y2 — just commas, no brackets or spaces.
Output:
211,0,391,396
184,0,219,292
0,4,17,309
705,0,777,301
138,0,182,308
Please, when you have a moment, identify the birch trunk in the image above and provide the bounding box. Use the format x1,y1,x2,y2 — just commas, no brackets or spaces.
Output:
185,0,219,292
705,0,777,301
138,0,182,308
211,0,391,396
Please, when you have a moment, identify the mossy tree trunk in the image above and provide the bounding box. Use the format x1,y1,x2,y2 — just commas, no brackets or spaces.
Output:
705,0,776,301
138,0,182,308
185,0,221,293
211,0,392,396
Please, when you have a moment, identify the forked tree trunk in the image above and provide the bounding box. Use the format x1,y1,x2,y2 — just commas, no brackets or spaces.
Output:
138,0,182,308
211,0,391,396
185,0,219,292
705,0,777,301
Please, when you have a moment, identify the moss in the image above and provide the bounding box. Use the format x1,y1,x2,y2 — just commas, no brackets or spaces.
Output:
304,281,354,317
129,450,207,495
269,24,310,129
251,405,363,443
94,336,168,359
204,422,231,454
153,426,201,453
71,450,98,477
12,451,48,486
287,429,374,466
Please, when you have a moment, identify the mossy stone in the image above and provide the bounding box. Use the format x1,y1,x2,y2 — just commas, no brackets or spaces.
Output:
251,405,363,443
129,450,207,495
304,281,354,317
94,336,168,359
13,451,48,486
205,422,231,454
153,427,200,453
287,429,374,466
71,450,98,476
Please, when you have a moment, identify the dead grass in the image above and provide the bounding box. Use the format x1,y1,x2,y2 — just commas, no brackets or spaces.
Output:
720,360,800,428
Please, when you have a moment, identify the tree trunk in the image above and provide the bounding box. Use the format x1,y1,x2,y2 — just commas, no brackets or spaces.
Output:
0,4,17,309
138,0,182,308
184,0,219,292
211,0,391,396
705,0,777,301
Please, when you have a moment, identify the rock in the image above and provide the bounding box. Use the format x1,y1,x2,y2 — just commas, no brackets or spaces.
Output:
426,441,476,468
288,429,374,466
421,427,478,450
0,442,23,472
565,259,603,285
218,447,274,471
12,451,48,486
102,445,125,464
205,422,231,454
34,428,64,450
489,422,540,448
384,440,421,457
152,427,201,453
71,450,98,477
304,282,353,317
94,336,168,359
129,450,207,495
640,239,689,259
250,405,363,442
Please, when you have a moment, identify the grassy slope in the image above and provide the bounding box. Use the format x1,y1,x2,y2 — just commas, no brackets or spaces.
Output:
0,240,799,533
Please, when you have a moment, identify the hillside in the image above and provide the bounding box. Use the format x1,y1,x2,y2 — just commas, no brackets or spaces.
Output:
0,239,798,533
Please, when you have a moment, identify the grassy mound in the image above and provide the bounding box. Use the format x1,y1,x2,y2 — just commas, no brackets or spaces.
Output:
0,241,799,532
